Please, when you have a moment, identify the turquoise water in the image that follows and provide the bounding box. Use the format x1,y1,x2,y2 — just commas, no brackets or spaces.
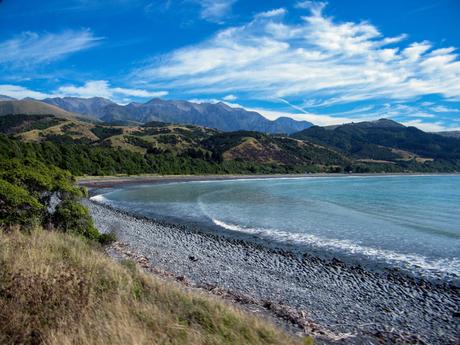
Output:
93,175,460,282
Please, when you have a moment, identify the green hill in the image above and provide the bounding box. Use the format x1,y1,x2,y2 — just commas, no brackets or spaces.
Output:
291,119,460,167
2,114,459,174
1,114,349,175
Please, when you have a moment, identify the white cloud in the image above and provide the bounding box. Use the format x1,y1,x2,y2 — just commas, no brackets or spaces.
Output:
253,107,362,126
58,80,113,98
406,113,435,118
0,30,102,68
223,94,237,101
402,41,431,61
196,0,237,23
0,81,167,102
57,80,168,100
401,119,460,132
255,105,460,131
134,2,460,104
187,97,242,108
295,1,327,15
256,8,286,18
0,84,52,99
111,87,168,98
430,105,460,112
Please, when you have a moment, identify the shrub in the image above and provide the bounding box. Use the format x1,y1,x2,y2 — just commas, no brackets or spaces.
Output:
0,179,43,227
98,232,117,245
53,200,100,240
0,157,104,242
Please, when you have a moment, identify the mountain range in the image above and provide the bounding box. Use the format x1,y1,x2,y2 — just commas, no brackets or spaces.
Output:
40,96,313,134
1,99,460,174
1,95,460,172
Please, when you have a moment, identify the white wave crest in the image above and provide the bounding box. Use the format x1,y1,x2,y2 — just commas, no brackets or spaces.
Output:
212,219,460,277
90,194,109,203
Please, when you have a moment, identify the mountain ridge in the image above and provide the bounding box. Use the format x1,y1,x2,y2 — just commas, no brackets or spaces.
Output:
43,96,115,118
0,99,75,119
41,96,313,134
0,95,16,101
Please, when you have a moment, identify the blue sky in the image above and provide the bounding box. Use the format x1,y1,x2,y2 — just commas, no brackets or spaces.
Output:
1,0,460,131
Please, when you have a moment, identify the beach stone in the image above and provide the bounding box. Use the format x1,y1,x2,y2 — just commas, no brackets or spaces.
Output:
86,199,460,345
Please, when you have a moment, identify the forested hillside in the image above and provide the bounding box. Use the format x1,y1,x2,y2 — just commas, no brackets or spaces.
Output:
1,114,459,175
292,119,460,170
0,114,350,175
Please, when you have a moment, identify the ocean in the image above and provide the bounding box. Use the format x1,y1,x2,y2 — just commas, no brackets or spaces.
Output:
92,175,460,284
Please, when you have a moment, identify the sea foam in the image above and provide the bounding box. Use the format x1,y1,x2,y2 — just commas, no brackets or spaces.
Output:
212,218,460,278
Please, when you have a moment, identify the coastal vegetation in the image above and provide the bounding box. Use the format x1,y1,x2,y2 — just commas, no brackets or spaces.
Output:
0,149,310,345
0,229,309,345
0,156,111,242
1,107,459,345
2,112,460,176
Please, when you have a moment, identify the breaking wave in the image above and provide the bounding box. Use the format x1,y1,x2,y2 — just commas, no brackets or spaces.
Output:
212,218,460,278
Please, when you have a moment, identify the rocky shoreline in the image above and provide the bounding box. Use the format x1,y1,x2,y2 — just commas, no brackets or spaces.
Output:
85,200,460,344
78,173,456,189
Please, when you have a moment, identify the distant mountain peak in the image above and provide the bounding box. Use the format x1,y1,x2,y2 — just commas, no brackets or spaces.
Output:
145,97,163,104
0,95,17,101
42,96,115,119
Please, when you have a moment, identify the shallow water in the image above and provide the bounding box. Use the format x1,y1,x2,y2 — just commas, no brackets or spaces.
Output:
92,175,460,283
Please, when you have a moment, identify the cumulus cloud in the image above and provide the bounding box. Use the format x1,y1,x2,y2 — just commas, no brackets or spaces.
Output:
0,30,102,68
57,80,168,100
134,2,460,104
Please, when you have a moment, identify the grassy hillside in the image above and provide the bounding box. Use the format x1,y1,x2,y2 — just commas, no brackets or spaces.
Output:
0,100,75,119
292,119,460,171
0,229,309,345
2,113,459,173
1,114,350,175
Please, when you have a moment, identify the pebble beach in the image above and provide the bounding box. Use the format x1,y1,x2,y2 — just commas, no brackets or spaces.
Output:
85,198,460,344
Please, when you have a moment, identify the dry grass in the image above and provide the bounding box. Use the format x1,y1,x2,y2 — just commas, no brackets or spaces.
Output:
0,229,311,345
